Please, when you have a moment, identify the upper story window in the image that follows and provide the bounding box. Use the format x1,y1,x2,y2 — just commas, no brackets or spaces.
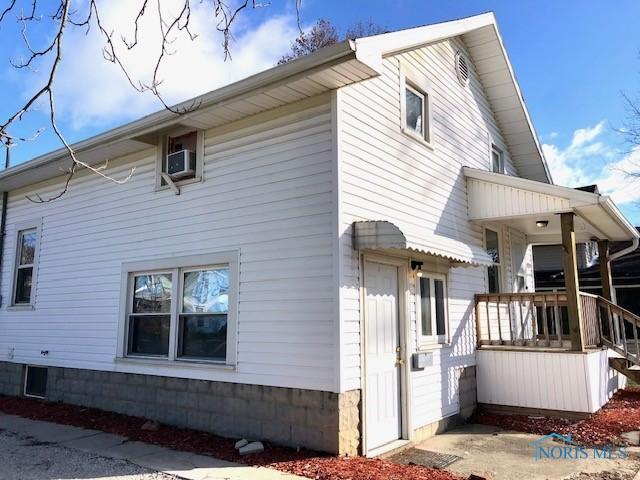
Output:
405,85,426,138
485,228,502,293
156,130,204,190
120,252,238,366
491,144,504,174
400,63,432,146
418,273,448,345
11,224,40,307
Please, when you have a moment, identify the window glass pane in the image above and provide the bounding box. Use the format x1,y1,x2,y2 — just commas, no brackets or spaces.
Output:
183,269,229,314
485,229,500,264
19,230,36,265
434,279,446,336
128,315,170,356
179,314,227,360
488,266,500,293
405,87,424,135
491,149,502,173
420,277,432,337
14,267,33,304
25,366,48,398
133,274,172,313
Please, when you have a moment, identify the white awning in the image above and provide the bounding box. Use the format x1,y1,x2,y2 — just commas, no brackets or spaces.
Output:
464,167,639,244
352,221,493,266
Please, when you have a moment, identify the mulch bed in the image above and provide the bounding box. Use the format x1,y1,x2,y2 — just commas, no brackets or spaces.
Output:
0,395,461,480
474,387,640,446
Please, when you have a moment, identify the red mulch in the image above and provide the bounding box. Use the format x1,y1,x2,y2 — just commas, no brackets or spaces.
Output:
474,387,640,446
0,395,461,480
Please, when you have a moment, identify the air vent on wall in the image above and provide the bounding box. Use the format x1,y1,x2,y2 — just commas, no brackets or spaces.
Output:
456,52,470,87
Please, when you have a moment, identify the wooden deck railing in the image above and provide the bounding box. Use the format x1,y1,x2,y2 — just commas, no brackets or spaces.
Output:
597,296,640,365
475,291,602,349
475,291,640,364
475,292,570,348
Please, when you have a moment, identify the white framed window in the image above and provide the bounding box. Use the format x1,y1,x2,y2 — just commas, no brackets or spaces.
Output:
400,63,432,145
491,144,504,174
11,221,41,308
119,251,238,366
485,228,502,293
155,129,204,190
417,273,449,344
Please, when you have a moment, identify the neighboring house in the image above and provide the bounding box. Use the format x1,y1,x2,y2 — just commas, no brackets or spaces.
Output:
0,13,638,457
534,231,640,316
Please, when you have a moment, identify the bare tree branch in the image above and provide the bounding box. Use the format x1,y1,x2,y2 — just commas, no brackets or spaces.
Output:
0,0,298,201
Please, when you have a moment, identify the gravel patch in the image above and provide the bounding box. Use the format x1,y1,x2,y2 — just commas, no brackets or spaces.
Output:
0,429,178,480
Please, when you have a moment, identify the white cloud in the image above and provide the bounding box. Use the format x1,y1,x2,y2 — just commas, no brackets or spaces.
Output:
27,0,298,129
542,121,640,206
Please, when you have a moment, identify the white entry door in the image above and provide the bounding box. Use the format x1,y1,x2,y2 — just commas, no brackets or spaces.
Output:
364,261,402,451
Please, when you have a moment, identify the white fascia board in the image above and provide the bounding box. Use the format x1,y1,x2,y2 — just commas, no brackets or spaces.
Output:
0,40,365,186
464,167,596,204
353,12,496,58
489,18,552,184
597,197,639,239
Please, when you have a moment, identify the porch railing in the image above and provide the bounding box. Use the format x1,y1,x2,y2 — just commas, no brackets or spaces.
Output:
475,292,601,349
597,296,640,365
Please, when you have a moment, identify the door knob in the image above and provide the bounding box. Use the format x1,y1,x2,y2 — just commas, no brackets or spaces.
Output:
395,358,404,366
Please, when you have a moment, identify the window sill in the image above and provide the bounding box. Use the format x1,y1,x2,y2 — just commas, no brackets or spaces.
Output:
401,128,434,150
155,176,202,192
115,356,236,371
7,304,35,311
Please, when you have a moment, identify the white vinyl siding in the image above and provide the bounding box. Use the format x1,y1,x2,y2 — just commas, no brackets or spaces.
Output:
0,98,337,391
337,36,517,426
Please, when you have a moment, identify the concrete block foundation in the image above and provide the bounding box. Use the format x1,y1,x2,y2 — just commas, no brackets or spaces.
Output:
0,361,361,455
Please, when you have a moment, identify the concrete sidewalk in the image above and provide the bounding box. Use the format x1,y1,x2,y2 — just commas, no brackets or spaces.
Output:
413,424,640,480
0,413,303,480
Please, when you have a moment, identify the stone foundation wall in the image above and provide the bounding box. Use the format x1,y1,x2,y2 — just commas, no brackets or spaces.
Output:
0,361,361,455
0,362,24,397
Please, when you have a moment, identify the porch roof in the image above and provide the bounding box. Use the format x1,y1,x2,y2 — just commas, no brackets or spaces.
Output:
352,220,494,266
464,167,639,244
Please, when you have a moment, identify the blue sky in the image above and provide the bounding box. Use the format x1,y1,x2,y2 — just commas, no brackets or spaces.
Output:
1,0,639,221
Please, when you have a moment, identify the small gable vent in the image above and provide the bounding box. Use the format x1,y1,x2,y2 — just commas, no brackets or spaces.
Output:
455,52,470,86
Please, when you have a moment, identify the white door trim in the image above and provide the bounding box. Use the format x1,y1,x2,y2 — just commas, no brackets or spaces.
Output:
360,252,411,455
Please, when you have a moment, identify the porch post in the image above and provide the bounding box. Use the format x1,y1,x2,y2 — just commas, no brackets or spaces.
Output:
597,240,615,302
561,212,585,351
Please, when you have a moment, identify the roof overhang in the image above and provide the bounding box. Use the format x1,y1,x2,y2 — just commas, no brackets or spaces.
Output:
0,40,381,192
464,167,639,244
1,12,550,193
355,12,551,184
352,220,494,266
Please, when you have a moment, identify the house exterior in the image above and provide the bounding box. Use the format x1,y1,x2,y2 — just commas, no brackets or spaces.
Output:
0,13,638,457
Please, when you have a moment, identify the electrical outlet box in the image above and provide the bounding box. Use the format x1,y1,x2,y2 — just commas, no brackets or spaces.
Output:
412,351,433,370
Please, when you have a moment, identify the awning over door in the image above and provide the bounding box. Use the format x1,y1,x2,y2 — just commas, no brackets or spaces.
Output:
352,220,493,266
464,167,639,244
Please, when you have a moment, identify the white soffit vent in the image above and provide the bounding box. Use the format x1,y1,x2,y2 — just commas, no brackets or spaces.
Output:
455,51,470,86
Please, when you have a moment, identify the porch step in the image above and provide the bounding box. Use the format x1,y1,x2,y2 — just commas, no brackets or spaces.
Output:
609,358,640,384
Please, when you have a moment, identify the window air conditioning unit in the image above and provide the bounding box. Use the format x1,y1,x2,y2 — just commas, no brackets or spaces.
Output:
166,150,196,179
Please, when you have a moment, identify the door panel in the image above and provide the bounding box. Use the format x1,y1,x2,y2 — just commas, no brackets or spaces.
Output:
364,261,401,450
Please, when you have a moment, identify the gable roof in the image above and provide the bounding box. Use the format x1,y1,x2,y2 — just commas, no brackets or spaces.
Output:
0,12,550,191
354,12,551,183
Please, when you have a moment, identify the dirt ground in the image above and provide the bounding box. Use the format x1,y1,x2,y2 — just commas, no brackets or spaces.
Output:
0,429,178,480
